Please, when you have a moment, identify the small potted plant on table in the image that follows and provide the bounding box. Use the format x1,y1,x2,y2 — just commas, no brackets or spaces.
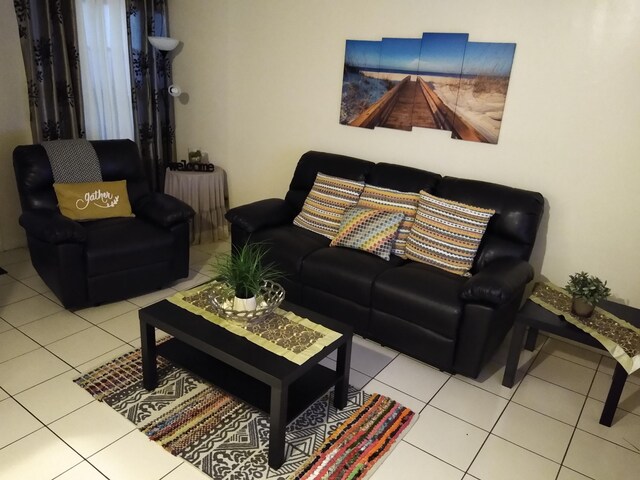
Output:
214,242,282,312
565,271,611,317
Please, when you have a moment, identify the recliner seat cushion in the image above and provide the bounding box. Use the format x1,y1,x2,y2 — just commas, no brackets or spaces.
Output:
302,247,404,306
372,262,466,339
84,217,174,276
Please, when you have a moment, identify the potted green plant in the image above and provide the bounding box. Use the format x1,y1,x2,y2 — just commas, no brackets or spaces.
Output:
565,271,611,317
214,242,282,311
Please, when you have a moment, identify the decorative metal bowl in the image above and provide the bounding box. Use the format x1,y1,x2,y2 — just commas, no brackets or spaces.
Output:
208,279,285,323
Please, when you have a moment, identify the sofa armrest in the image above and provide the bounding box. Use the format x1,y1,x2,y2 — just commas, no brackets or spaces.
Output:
225,198,296,233
461,258,533,306
19,210,86,244
134,193,195,228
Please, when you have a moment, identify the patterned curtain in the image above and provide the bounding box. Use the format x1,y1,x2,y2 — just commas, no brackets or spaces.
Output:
13,0,86,141
126,0,175,192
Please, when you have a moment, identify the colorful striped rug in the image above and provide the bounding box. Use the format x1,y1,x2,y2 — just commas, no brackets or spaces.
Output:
74,347,416,480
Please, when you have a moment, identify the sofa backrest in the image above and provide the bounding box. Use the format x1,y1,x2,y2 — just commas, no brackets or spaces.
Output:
367,162,441,193
13,139,149,212
435,177,544,270
284,151,374,213
284,151,544,270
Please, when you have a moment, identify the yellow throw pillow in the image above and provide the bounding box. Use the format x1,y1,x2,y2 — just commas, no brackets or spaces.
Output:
53,180,133,221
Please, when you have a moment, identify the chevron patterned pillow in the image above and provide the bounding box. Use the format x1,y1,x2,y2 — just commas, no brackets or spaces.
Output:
330,206,405,260
356,184,419,258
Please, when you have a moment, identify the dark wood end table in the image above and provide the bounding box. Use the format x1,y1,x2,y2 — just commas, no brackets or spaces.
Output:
503,298,639,427
139,299,352,468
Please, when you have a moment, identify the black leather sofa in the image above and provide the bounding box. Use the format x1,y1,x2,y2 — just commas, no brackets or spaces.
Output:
226,151,544,378
13,139,195,309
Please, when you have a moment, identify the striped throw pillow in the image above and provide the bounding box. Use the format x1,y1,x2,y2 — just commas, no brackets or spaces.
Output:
357,185,419,258
330,207,405,260
293,172,365,239
405,191,495,276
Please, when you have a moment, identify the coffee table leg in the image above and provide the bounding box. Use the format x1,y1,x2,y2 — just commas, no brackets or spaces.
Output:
334,339,352,409
599,363,628,427
140,318,158,390
503,321,526,388
269,384,288,469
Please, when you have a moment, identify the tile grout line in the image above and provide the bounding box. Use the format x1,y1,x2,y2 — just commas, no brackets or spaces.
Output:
462,335,547,477
553,354,602,480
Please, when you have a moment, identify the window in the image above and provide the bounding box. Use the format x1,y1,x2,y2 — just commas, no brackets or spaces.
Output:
75,0,134,140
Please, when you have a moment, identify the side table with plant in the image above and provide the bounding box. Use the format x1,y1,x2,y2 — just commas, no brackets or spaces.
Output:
565,271,612,317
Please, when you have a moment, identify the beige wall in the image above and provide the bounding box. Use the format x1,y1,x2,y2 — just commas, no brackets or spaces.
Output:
0,1,31,250
170,0,640,306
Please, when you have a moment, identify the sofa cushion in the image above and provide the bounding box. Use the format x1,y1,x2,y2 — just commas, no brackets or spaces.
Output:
84,217,173,276
356,185,419,258
250,225,329,281
372,262,466,339
405,191,494,276
330,206,404,260
302,247,404,306
292,172,365,239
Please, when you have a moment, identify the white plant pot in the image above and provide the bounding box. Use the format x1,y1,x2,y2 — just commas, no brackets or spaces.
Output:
233,295,257,312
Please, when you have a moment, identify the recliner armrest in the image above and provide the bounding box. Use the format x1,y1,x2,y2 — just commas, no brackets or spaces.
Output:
225,198,296,233
134,193,195,228
461,258,533,306
19,210,86,244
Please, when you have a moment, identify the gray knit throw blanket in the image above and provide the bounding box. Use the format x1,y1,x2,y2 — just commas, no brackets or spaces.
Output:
42,139,103,183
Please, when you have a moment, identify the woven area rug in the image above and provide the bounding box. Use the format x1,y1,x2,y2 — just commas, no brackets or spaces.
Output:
74,347,417,480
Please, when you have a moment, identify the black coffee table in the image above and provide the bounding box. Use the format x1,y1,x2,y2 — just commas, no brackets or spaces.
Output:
139,299,352,468
503,298,639,426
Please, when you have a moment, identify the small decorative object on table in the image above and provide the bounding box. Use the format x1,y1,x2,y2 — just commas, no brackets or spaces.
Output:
212,242,283,315
188,149,203,164
565,271,611,317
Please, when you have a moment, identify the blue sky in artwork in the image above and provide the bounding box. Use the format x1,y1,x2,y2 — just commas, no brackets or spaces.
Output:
345,40,381,69
462,42,516,76
418,33,468,75
379,38,422,71
344,34,515,77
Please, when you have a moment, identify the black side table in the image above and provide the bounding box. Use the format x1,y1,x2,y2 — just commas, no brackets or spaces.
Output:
502,298,640,427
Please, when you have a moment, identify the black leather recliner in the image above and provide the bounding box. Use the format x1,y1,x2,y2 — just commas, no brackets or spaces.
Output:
13,139,195,309
226,151,544,378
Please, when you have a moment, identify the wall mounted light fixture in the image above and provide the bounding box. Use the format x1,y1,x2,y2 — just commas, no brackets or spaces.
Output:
148,36,181,97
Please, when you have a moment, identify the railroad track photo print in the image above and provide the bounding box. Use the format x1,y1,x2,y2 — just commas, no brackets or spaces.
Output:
340,32,516,144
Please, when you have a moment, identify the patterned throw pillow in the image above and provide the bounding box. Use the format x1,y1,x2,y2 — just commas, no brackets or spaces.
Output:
53,180,133,221
330,207,405,261
293,172,365,239
405,191,495,276
356,184,419,258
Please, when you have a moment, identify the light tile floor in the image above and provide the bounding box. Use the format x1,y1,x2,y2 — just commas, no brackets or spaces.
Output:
1,240,639,480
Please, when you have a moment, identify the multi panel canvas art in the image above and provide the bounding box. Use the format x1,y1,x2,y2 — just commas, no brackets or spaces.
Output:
340,33,516,144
